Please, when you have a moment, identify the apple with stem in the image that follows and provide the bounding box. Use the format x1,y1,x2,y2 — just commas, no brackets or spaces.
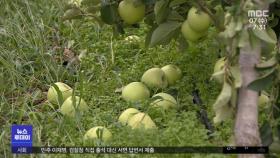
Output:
187,7,211,32
118,0,145,24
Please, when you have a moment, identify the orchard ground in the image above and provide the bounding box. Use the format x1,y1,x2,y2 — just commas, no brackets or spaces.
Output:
1,0,270,158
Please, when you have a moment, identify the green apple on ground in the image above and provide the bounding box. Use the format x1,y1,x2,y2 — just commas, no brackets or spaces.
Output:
187,7,211,32
128,112,157,130
84,126,112,142
68,0,82,6
122,82,150,102
118,0,145,24
150,93,177,110
258,93,269,106
141,68,168,89
181,20,206,42
124,35,140,43
47,82,73,106
60,96,88,117
161,65,182,85
118,108,140,125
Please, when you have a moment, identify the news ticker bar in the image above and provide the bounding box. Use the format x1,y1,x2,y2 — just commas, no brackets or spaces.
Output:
12,146,269,154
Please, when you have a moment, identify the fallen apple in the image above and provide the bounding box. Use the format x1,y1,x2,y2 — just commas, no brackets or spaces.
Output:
141,68,168,89
60,96,88,117
258,93,269,106
187,7,211,32
181,20,206,42
122,82,150,102
118,108,140,125
47,82,73,106
150,93,177,110
84,126,112,142
118,0,145,24
124,35,141,43
128,112,157,130
161,65,182,85
68,0,82,7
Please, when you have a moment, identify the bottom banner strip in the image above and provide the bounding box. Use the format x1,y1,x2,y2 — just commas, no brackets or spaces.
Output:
12,147,269,154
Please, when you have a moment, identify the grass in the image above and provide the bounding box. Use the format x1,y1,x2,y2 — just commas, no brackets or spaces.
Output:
0,0,238,157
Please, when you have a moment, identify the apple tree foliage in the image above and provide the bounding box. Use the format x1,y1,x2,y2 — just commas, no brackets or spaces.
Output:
62,0,280,151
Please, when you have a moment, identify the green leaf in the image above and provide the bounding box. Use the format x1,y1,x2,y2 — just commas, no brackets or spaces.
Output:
260,121,273,146
278,124,280,139
213,81,232,111
252,28,277,44
149,21,181,47
213,5,225,29
51,83,64,106
143,0,156,5
269,17,279,28
219,19,237,38
167,11,184,21
169,0,188,7
249,29,260,49
213,82,233,124
247,68,276,91
274,9,280,16
96,128,104,140
256,57,277,71
144,13,155,26
145,26,156,48
211,69,225,83
213,104,233,124
230,66,242,88
154,0,170,24
273,100,280,125
100,1,118,25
